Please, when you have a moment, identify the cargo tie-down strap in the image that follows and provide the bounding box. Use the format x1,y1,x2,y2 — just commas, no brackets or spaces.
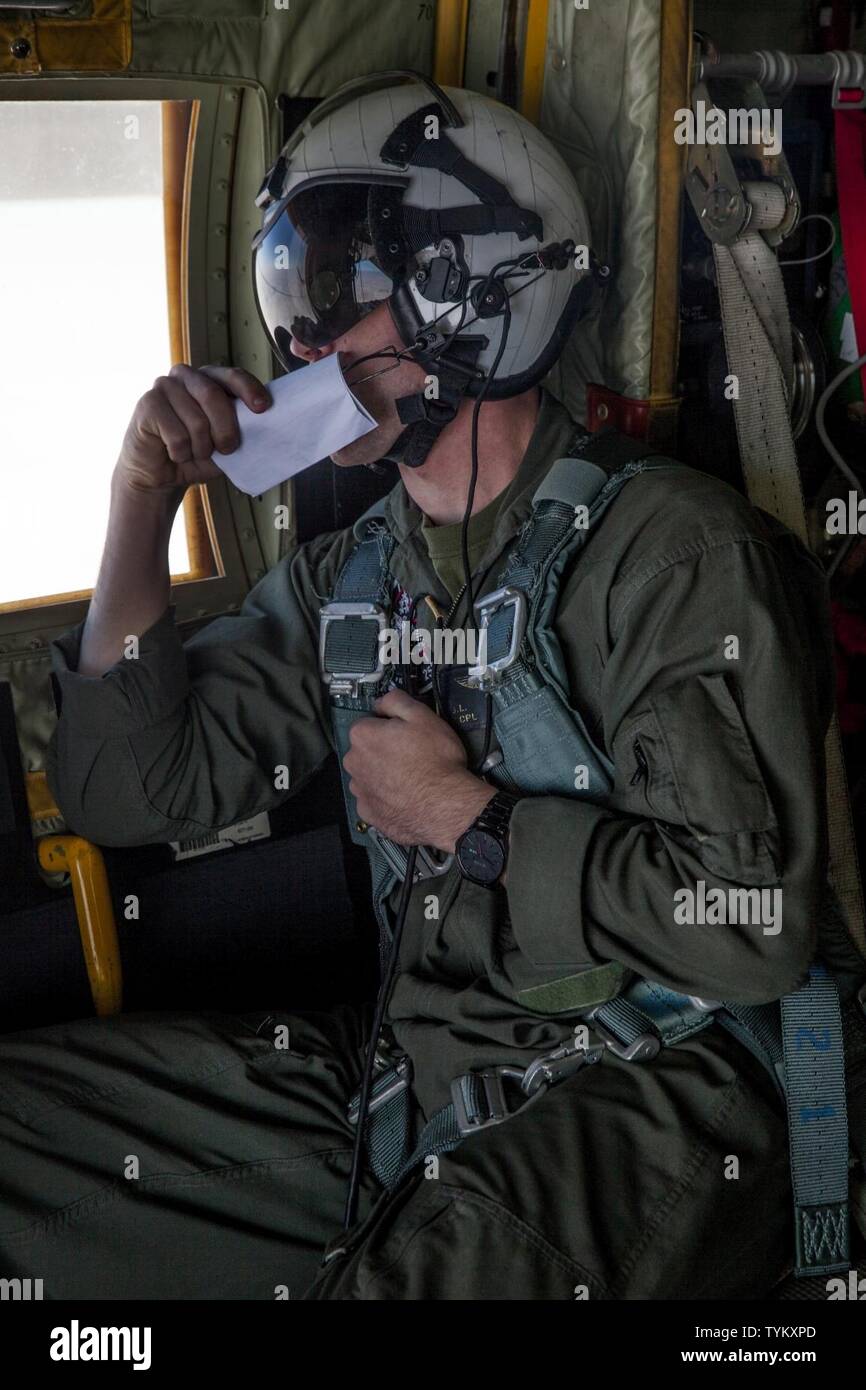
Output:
707,152,864,1273
712,176,865,965
713,185,864,990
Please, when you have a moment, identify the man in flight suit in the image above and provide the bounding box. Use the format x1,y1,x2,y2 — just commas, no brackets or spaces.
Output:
0,77,836,1299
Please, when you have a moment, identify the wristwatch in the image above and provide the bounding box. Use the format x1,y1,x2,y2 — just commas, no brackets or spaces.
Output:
455,790,521,888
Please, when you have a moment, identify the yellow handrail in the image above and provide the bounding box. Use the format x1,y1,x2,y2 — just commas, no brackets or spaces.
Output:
37,836,122,1018
25,768,59,822
28,771,123,1018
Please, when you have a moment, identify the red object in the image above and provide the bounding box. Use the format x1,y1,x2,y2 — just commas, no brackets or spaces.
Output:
586,384,654,440
832,600,866,735
834,104,866,399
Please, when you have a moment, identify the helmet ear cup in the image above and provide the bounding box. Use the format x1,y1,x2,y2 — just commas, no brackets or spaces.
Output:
470,278,509,319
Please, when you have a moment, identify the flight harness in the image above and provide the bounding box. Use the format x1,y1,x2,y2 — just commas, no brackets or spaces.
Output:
319,427,862,1278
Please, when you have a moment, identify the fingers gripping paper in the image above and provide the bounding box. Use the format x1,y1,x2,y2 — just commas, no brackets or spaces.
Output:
211,353,378,495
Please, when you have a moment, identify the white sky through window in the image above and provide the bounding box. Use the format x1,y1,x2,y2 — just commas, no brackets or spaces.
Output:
0,101,188,607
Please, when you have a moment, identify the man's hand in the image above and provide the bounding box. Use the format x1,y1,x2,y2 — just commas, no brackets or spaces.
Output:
343,689,495,853
116,364,271,494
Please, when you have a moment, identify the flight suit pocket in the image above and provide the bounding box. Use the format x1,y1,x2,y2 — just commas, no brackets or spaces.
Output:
616,673,781,885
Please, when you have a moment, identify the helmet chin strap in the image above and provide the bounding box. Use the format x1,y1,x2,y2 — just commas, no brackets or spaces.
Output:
382,420,443,470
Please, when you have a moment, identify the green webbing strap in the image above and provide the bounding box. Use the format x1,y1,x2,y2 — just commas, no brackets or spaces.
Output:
325,622,381,676
360,1075,415,1191
321,525,395,678
592,980,788,1099
383,980,747,1192
592,972,851,1277
780,963,850,1276
368,974,845,1210
325,522,400,961
595,979,716,1047
479,438,680,1013
483,449,678,803
334,525,393,603
392,1102,464,1190
717,1001,786,1099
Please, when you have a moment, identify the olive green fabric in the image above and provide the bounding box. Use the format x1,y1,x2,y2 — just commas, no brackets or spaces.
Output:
421,490,502,603
0,1002,792,1299
46,389,835,1123
130,0,434,99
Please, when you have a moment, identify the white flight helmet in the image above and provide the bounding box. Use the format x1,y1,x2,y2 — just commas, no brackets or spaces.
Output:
252,71,601,464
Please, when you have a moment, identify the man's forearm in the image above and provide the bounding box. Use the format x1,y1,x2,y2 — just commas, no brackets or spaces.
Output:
77,471,186,677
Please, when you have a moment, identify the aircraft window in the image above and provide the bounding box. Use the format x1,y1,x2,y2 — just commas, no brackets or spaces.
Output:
0,99,215,612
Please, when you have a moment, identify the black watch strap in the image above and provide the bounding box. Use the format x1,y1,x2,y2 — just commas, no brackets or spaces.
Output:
475,790,521,838
455,790,521,887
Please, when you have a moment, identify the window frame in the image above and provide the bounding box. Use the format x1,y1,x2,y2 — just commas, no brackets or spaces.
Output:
0,74,272,645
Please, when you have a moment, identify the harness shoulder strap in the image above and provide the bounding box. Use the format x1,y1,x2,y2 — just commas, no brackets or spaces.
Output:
322,519,394,829
471,431,681,1016
320,521,400,963
478,430,680,804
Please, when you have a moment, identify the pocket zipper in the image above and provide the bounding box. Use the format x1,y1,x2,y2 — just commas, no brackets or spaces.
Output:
630,738,649,787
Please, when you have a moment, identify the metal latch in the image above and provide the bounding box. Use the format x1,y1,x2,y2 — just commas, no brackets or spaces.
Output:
685,77,799,248
465,585,528,688
365,825,454,883
319,601,388,696
585,1007,661,1063
347,1055,412,1126
521,1035,604,1098
450,1066,529,1136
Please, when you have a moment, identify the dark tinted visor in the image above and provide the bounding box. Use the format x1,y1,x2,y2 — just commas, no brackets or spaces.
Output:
253,181,395,365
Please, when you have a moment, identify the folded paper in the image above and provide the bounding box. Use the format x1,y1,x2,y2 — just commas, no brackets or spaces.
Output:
212,352,378,495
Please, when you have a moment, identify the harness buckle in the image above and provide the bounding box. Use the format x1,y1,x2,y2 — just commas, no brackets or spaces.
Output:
365,826,454,882
465,585,528,688
585,1007,661,1063
520,1036,604,1098
415,845,455,880
450,1066,527,1136
451,1039,601,1137
347,1055,412,1127
319,602,388,697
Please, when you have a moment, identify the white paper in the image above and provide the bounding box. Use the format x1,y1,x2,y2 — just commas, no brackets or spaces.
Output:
211,352,378,495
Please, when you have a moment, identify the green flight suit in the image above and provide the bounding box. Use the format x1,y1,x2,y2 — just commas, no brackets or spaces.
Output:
0,391,836,1298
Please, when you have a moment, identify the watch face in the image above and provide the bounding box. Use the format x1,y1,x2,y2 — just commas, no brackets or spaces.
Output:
457,828,505,886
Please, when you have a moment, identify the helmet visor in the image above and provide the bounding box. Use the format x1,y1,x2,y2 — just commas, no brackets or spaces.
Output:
253,180,396,366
